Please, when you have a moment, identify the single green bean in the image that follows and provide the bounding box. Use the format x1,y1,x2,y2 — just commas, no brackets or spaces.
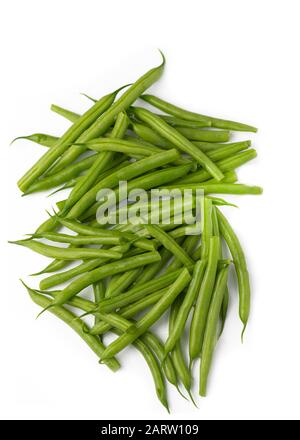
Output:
10,239,123,260
50,104,80,123
176,127,230,143
169,295,194,400
141,94,257,132
159,115,211,128
132,107,224,181
216,208,251,338
200,266,229,396
31,232,123,246
189,236,220,362
12,133,59,148
161,183,263,195
201,197,213,260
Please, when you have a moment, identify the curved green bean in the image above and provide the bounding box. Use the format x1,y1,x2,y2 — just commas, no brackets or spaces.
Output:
200,266,229,396
12,133,58,148
50,104,80,123
141,94,258,132
176,127,230,143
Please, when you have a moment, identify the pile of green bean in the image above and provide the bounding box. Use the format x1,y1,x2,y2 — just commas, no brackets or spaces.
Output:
11,53,262,410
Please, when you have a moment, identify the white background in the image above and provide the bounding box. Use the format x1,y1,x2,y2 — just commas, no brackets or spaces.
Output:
1,0,299,421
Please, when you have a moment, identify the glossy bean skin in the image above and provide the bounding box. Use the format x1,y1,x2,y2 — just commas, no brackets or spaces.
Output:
189,237,220,362
84,137,163,157
12,133,59,147
132,107,224,181
18,88,122,192
200,266,229,396
67,149,179,219
93,281,105,329
159,115,211,128
23,283,120,372
176,127,230,143
140,94,258,132
31,232,123,246
169,295,193,398
161,183,263,196
10,239,123,260
50,104,80,123
51,55,165,173
164,260,207,356
216,208,251,337
62,112,129,213
48,251,161,306
201,198,213,260
100,268,191,360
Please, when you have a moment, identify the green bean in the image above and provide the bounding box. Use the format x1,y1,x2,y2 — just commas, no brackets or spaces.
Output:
219,288,229,338
144,224,194,270
169,295,194,401
164,236,198,274
176,127,230,143
105,268,141,298
134,247,172,285
93,281,105,329
18,87,125,192
165,260,206,356
200,266,229,396
46,251,161,308
23,282,120,372
12,133,59,148
161,183,263,195
66,149,180,219
83,137,163,157
96,269,183,313
50,104,80,123
132,107,224,181
159,115,211,128
131,122,173,149
24,156,97,194
31,258,72,276
141,94,258,132
216,208,251,338
112,329,169,411
62,112,129,214
50,55,165,174
31,232,123,246
100,268,191,360
201,198,213,260
189,237,220,362
174,149,257,185
39,243,131,290
10,239,123,260
90,288,169,335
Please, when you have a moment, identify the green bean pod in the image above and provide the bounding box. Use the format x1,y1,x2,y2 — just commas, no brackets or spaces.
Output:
50,104,80,123
12,133,59,148
216,208,251,338
189,236,220,362
141,94,258,132
200,266,229,396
